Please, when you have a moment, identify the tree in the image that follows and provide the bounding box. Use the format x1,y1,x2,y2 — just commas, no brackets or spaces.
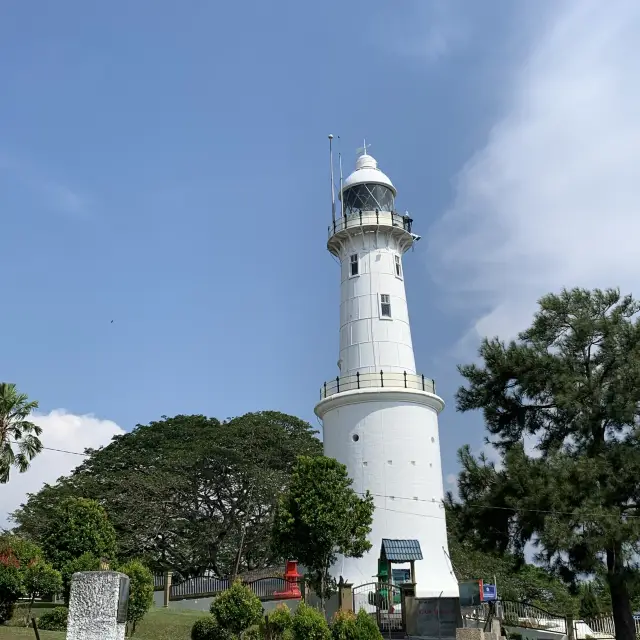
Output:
452,288,640,640
41,497,117,570
0,383,42,483
579,583,601,620
22,561,62,623
60,552,100,604
272,456,374,612
12,412,322,578
118,560,154,636
445,502,577,612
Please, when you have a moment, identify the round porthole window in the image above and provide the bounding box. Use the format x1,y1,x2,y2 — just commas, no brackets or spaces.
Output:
431,437,435,443
352,434,360,442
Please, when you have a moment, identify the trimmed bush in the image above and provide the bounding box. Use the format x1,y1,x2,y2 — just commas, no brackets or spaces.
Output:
262,603,294,640
118,559,154,635
355,609,382,640
191,615,235,640
331,609,358,640
210,580,263,635
0,563,22,624
38,607,69,631
292,603,330,640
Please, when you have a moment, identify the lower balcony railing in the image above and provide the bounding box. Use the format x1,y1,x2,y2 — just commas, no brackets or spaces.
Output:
319,371,436,400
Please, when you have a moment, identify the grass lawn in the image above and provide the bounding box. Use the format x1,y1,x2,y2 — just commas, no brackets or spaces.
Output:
0,606,204,639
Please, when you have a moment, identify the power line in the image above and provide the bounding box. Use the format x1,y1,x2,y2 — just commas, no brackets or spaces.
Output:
11,440,640,520
8,440,86,457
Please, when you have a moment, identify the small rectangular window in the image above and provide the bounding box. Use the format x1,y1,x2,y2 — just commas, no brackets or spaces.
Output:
395,255,402,277
380,294,392,318
350,254,359,276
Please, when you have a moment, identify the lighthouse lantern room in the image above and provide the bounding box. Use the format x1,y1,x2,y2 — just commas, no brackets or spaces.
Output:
314,140,459,599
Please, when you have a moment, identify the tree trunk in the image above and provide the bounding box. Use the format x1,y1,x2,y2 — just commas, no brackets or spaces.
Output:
320,571,326,615
26,595,35,626
606,547,636,640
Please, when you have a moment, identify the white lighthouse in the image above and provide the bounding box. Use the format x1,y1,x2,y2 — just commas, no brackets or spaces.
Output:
314,144,459,599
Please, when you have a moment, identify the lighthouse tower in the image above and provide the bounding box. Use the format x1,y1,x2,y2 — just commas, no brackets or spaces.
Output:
314,146,459,598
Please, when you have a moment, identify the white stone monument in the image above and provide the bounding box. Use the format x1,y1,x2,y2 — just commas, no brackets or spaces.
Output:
66,571,129,640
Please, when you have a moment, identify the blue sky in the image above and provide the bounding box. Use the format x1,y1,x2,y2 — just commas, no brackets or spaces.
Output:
4,0,639,518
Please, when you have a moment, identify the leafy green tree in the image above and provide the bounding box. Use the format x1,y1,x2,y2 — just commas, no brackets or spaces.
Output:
41,497,117,570
445,502,577,612
60,552,100,604
272,456,374,612
452,288,640,640
12,412,322,578
22,561,62,623
291,603,331,640
118,560,154,636
0,383,42,483
579,583,601,620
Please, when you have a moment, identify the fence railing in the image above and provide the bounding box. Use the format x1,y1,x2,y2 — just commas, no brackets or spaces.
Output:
320,370,436,400
328,210,413,239
584,615,640,638
462,600,567,634
154,574,304,602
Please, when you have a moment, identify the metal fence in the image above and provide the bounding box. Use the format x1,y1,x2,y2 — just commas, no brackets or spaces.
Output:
462,600,567,634
320,371,436,400
583,616,640,638
153,574,303,602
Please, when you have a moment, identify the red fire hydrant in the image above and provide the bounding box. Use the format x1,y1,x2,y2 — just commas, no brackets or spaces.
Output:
274,560,302,599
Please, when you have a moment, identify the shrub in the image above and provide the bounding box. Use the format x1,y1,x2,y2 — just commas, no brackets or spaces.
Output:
242,626,261,640
210,580,263,634
38,607,69,631
355,609,382,640
191,615,235,640
60,552,100,604
0,563,22,624
118,559,154,635
332,609,358,640
262,604,294,640
291,603,330,640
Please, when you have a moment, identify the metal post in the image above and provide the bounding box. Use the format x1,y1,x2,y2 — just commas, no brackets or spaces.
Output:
421,374,425,390
359,210,362,226
356,372,360,389
324,381,327,398
404,371,407,388
380,370,384,387
376,210,379,225
336,376,340,394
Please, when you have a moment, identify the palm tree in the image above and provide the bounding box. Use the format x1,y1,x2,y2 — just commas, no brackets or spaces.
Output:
0,383,42,483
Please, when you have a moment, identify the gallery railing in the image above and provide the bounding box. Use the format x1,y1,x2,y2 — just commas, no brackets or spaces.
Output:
328,210,413,239
319,370,436,400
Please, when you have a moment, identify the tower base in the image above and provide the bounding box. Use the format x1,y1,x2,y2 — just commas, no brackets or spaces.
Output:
315,387,459,598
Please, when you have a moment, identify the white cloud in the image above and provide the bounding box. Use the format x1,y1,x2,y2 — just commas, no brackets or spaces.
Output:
1,410,124,529
428,0,640,347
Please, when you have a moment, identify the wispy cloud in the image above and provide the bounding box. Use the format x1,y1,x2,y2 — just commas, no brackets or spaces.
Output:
428,0,640,350
374,0,469,63
0,153,90,219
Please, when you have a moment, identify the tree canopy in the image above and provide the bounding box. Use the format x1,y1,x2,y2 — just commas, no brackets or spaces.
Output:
0,383,42,483
272,455,374,610
11,411,322,578
451,288,640,640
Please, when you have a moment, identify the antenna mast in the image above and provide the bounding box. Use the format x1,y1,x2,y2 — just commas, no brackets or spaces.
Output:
329,134,336,223
339,151,344,219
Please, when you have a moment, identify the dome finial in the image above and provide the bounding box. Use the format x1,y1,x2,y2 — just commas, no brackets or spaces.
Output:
356,139,371,157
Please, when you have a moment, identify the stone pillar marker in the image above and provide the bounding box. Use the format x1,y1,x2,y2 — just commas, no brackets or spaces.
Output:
66,571,130,640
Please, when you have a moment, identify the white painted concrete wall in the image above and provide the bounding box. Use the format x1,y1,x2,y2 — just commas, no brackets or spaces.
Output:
337,231,416,376
321,397,459,598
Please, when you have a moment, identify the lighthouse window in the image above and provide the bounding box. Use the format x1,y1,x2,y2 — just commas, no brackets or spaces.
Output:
343,183,395,215
380,294,392,318
394,255,402,278
350,254,359,276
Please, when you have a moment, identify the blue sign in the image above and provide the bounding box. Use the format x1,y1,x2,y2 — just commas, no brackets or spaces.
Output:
482,584,497,601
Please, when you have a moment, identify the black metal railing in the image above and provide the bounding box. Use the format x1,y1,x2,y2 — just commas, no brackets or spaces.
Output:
320,371,436,400
328,210,413,239
158,574,305,602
